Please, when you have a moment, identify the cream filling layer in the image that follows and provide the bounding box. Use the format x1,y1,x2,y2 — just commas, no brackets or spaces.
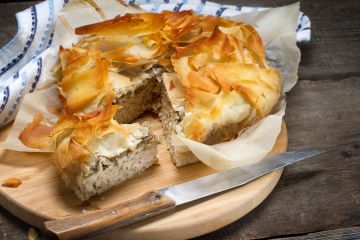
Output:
87,123,149,159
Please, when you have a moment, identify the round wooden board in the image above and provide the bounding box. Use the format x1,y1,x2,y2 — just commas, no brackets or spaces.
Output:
0,115,287,240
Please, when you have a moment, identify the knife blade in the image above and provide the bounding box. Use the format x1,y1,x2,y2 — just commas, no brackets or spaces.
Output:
45,149,324,240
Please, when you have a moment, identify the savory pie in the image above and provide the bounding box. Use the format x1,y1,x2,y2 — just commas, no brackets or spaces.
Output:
19,10,280,200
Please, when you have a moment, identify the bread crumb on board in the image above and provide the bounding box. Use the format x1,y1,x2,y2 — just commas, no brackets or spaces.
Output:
82,202,101,214
2,177,22,188
153,158,161,166
89,202,101,210
28,227,38,240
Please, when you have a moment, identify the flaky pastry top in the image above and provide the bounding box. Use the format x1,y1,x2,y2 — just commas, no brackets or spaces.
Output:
75,10,281,142
19,10,280,169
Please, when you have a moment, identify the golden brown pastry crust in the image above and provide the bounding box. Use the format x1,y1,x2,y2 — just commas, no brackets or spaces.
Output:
74,10,281,142
20,10,281,168
19,44,144,172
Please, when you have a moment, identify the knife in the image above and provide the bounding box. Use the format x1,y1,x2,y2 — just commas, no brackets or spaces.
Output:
45,149,324,240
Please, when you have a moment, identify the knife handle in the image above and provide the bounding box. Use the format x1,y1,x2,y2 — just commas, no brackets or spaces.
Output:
44,190,176,240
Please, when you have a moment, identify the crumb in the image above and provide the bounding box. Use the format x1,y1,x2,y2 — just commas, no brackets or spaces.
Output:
153,159,161,166
82,209,89,214
90,202,101,211
2,178,22,188
28,228,38,240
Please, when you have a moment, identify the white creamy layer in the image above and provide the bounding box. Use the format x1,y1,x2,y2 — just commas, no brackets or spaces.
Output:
110,71,150,97
87,123,149,159
110,63,163,98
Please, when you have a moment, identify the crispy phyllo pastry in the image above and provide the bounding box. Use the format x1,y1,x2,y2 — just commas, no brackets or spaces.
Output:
20,10,280,198
20,44,157,200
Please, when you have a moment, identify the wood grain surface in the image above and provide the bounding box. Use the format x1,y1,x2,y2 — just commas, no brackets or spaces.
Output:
280,226,360,240
0,0,359,240
0,115,287,240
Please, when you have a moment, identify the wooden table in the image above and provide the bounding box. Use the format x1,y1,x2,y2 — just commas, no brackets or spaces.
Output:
0,0,359,239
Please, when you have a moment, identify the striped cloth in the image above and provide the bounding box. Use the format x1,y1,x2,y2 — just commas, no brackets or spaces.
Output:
0,0,311,127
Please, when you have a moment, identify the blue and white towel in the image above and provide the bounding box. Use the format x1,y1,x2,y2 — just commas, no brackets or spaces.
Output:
0,0,310,127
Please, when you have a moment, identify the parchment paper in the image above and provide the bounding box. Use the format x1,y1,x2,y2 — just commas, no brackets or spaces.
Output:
0,1,301,171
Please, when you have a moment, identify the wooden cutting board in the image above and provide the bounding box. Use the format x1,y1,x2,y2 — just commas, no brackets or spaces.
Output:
0,114,287,240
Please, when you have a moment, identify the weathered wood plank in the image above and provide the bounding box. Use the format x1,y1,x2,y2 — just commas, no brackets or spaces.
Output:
0,206,38,240
286,78,360,150
194,78,360,239
275,226,360,240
